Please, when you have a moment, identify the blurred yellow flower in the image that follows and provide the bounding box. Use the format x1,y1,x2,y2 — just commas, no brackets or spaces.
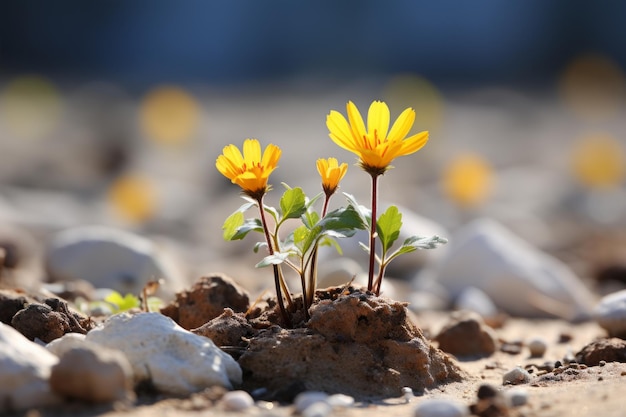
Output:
572,133,624,188
216,139,281,198
442,154,493,207
326,100,429,176
317,157,348,195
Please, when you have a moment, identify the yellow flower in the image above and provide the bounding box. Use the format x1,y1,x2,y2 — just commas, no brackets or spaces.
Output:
317,157,348,195
326,100,429,175
216,139,281,198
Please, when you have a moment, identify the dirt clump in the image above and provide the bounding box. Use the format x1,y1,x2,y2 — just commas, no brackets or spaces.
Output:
575,337,626,366
237,285,465,400
160,274,250,330
434,310,499,358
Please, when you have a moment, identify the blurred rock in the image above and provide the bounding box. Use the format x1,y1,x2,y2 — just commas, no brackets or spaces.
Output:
85,312,242,396
502,367,532,385
0,322,61,412
415,218,596,320
0,222,44,290
526,337,548,358
45,225,186,300
593,289,626,338
575,338,626,366
50,343,134,403
435,310,498,358
413,398,469,417
454,286,499,321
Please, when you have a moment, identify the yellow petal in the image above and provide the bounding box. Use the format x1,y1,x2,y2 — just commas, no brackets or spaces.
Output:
327,112,358,152
367,101,390,141
400,131,429,155
243,139,261,165
387,107,416,142
346,101,367,147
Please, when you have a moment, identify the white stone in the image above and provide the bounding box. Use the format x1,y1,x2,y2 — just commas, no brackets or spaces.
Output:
503,367,531,385
294,391,329,413
85,312,242,396
221,390,254,412
593,289,626,337
45,225,186,299
327,393,355,408
302,401,332,417
506,387,529,407
0,322,61,412
454,286,499,319
46,332,87,357
413,398,469,417
415,218,595,320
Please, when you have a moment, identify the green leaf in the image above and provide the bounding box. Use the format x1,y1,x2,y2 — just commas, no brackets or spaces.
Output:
292,225,310,252
230,218,264,240
104,291,140,312
253,241,267,253
255,251,292,268
376,205,402,254
318,235,343,255
264,205,280,223
280,187,307,220
302,205,367,255
343,192,371,227
302,210,320,229
386,235,448,263
222,211,245,240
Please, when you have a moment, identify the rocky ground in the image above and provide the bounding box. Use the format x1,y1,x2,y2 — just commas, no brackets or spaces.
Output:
2,81,626,416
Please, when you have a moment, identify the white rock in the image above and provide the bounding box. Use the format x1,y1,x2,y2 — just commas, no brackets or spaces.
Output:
415,218,595,320
302,401,332,417
506,387,529,407
85,312,242,396
327,393,355,408
502,367,531,385
593,289,626,338
221,390,254,412
413,398,469,417
454,286,499,319
0,322,61,411
294,391,329,413
46,332,87,357
45,225,186,299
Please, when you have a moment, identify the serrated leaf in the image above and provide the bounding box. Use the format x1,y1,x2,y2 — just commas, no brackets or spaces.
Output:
255,251,292,268
376,205,402,254
301,205,367,255
222,211,245,240
386,235,448,263
280,187,307,220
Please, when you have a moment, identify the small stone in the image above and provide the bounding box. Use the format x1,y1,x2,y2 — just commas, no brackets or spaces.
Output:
527,337,547,358
413,398,469,417
593,289,626,338
503,367,532,385
0,322,61,412
403,386,415,402
435,310,498,358
294,391,329,413
506,388,528,407
302,402,332,417
327,393,355,408
50,345,134,403
221,390,254,412
575,338,626,366
476,384,498,400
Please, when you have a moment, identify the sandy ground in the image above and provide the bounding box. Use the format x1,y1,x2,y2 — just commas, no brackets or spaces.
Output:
12,312,625,417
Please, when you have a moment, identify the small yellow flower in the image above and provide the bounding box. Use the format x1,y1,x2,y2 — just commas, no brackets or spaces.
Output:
317,157,348,195
326,100,429,176
216,138,281,199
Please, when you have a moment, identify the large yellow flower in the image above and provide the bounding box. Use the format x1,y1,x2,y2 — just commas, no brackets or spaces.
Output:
316,157,348,195
216,138,281,198
326,100,429,175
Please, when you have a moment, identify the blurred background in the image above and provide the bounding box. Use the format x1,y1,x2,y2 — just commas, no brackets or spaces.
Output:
2,1,626,304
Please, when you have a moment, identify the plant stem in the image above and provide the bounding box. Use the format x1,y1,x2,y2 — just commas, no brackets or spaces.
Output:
367,174,380,292
257,196,291,328
306,193,331,308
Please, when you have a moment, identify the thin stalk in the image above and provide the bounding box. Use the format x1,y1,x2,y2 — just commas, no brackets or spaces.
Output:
367,174,380,292
374,261,387,296
306,194,331,308
256,196,291,328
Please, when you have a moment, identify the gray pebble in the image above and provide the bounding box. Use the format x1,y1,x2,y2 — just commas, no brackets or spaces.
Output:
506,388,528,407
503,367,532,385
294,391,329,414
221,390,254,411
527,337,547,357
414,398,469,417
